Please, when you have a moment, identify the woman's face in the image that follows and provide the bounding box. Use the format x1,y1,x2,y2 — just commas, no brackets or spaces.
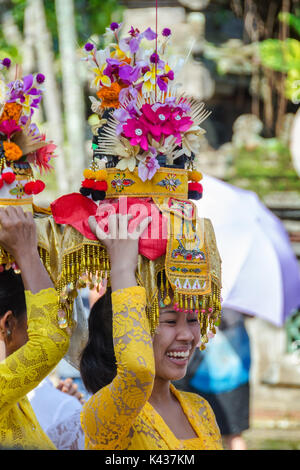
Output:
152,306,200,382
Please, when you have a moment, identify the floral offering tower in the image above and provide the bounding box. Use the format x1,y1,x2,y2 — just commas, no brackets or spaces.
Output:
0,59,58,273
51,22,222,349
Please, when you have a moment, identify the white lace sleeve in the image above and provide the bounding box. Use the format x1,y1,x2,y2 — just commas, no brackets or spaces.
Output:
46,409,85,450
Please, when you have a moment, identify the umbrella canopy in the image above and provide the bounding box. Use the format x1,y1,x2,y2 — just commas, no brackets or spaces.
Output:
197,175,300,326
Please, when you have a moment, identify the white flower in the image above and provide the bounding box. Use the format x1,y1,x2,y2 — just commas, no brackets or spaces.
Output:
174,126,206,159
116,155,137,171
89,96,102,114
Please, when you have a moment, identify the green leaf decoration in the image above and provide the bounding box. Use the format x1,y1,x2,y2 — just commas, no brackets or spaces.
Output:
259,38,300,73
9,184,25,198
279,12,300,37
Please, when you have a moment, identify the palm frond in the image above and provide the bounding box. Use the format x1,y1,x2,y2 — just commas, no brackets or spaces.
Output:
12,121,48,155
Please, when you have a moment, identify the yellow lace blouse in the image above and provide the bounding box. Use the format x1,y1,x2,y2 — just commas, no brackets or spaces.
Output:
0,288,70,450
81,286,223,450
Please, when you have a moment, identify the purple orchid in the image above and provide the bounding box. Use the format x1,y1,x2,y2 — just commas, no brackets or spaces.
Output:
120,26,157,55
128,26,140,37
138,155,160,182
118,64,141,84
157,76,168,92
157,70,174,92
113,101,139,134
103,58,121,80
113,107,130,135
119,32,141,55
118,83,139,104
104,58,141,85
8,75,32,100
7,74,42,113
126,27,142,53
142,27,157,41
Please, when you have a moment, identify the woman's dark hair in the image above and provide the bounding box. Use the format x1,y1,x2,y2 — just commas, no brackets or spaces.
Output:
79,287,117,394
80,273,168,395
0,268,26,319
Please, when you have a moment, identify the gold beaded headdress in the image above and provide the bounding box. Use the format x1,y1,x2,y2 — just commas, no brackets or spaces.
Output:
49,23,222,350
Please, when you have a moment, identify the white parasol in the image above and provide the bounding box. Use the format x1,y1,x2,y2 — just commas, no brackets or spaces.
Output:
197,175,300,326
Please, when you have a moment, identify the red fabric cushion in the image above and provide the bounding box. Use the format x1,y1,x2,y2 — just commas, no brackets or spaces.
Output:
51,193,167,260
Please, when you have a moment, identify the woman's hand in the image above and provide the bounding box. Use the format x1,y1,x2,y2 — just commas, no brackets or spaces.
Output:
88,213,151,291
57,378,85,405
0,206,38,262
0,206,53,293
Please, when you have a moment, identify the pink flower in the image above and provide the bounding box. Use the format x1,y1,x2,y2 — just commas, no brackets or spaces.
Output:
28,138,57,174
0,120,21,139
138,155,160,181
140,104,173,142
170,108,193,142
122,117,149,150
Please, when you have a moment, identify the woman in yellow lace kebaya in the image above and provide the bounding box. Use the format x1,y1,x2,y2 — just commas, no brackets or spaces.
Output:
80,214,223,450
0,206,70,450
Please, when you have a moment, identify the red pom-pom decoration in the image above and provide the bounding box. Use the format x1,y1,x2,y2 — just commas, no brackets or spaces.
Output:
32,180,45,194
81,178,95,189
2,171,16,184
24,181,35,195
93,180,108,191
80,178,107,201
188,182,203,200
188,182,203,193
24,180,45,195
0,178,4,189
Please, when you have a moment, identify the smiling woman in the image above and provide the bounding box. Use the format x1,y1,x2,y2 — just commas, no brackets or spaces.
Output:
152,308,200,380
79,214,223,450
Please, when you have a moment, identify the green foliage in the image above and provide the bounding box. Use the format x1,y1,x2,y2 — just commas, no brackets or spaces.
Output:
259,10,300,102
9,0,27,30
0,44,21,63
259,38,300,101
259,38,300,73
279,10,300,36
74,0,124,43
227,139,300,198
0,0,124,58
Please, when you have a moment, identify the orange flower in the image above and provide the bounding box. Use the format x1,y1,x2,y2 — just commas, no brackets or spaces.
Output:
121,57,131,66
0,102,22,124
3,141,23,161
96,82,122,109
